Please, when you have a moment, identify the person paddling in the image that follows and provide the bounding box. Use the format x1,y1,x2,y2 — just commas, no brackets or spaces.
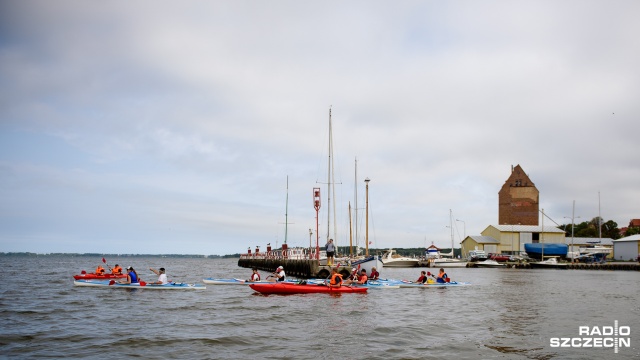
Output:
95,265,106,275
149,267,168,285
267,266,286,282
248,268,261,282
121,266,140,284
111,264,123,275
328,267,343,288
345,269,368,285
436,268,449,284
369,267,380,280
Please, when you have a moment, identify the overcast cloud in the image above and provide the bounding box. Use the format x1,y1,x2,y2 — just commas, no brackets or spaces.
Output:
1,1,638,255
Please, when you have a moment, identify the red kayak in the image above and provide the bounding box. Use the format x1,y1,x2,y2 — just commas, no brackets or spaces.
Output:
249,283,368,295
73,273,127,280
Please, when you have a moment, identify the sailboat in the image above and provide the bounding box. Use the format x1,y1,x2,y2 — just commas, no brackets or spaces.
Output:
431,210,468,268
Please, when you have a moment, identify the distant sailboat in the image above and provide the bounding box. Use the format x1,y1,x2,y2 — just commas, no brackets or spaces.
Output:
431,210,467,268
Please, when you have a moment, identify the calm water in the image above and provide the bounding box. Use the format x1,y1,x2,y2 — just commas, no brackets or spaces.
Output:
1,256,638,359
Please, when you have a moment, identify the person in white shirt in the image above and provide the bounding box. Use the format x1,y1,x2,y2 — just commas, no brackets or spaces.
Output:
149,267,168,284
268,266,286,282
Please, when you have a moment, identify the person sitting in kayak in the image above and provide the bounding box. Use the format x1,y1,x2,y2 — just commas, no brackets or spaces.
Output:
369,267,380,280
111,264,123,275
149,267,168,284
95,266,106,275
267,266,285,282
416,270,428,284
121,266,139,284
248,268,261,282
345,269,368,285
436,268,449,284
347,268,359,281
328,267,342,288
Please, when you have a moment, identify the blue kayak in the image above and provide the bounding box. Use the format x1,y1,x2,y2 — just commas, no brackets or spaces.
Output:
375,278,471,288
74,279,205,290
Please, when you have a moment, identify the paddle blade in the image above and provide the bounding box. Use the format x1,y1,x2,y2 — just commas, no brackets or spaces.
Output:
139,281,146,286
102,257,106,263
81,270,86,274
109,280,115,286
445,278,451,283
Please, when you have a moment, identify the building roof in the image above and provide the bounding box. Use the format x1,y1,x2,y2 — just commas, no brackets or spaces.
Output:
562,237,614,246
465,236,500,244
490,224,565,233
613,234,640,242
629,219,640,227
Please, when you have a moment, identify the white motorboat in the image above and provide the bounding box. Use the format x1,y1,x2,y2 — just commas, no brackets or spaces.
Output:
475,259,505,268
380,249,420,268
431,257,468,268
530,257,568,269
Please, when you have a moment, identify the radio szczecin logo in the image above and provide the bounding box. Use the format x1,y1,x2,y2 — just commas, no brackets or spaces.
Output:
550,320,631,354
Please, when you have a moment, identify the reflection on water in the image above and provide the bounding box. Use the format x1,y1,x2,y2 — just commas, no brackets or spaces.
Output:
0,256,638,359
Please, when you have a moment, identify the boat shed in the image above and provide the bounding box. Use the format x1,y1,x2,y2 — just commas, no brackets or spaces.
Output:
462,225,566,256
612,235,640,261
461,236,500,257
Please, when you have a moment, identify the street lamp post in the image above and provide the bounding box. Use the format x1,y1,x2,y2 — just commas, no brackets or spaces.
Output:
456,219,466,239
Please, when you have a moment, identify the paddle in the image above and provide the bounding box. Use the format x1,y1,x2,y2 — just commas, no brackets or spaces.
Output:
101,257,113,273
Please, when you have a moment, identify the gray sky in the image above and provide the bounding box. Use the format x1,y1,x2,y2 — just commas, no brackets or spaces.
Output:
1,1,638,255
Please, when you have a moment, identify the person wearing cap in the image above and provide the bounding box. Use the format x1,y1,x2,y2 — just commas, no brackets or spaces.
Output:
348,267,359,281
121,266,139,284
267,266,286,282
325,239,336,266
149,267,168,285
345,269,368,285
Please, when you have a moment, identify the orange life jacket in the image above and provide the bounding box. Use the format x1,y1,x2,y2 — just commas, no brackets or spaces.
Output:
112,266,122,275
96,266,105,275
330,273,343,286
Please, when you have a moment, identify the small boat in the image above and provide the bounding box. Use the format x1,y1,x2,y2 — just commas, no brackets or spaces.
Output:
475,259,505,268
384,279,471,288
380,249,420,268
202,278,297,285
431,257,468,268
524,243,568,260
73,280,206,290
529,257,568,269
73,273,127,280
249,282,368,295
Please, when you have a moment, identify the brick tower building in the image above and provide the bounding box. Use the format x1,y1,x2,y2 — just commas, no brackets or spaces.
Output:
498,165,539,226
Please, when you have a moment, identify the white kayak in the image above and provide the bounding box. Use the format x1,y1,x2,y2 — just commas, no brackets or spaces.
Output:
202,278,296,285
376,278,471,288
74,279,205,290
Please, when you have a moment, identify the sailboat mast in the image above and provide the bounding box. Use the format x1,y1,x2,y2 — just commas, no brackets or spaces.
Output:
354,157,358,248
598,191,602,242
450,209,454,252
285,175,289,244
348,201,353,256
541,208,545,260
327,108,332,245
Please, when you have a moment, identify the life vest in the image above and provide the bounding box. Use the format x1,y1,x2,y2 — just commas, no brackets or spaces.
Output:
252,273,261,281
417,275,427,283
437,272,448,284
358,274,368,284
370,270,379,279
96,266,105,275
112,266,122,275
128,271,139,283
330,273,343,287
